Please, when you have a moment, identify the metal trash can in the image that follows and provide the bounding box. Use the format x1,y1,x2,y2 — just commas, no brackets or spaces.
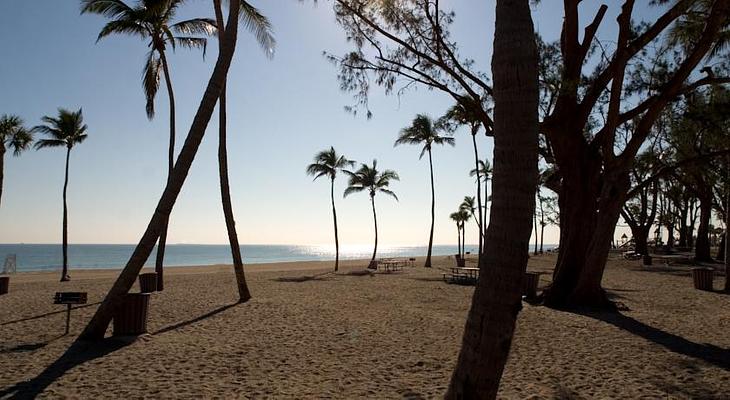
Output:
0,276,8,295
138,273,158,293
113,293,150,336
691,268,714,291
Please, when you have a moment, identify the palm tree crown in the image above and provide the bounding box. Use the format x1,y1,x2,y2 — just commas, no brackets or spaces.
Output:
81,0,217,119
344,160,399,200
470,159,492,182
33,109,89,149
395,114,455,157
0,115,33,155
306,146,355,181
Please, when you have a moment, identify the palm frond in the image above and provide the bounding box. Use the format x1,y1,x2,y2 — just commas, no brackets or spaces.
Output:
34,139,67,150
143,50,162,120
378,188,398,201
96,19,147,42
343,185,365,198
172,18,217,35
80,0,133,18
240,1,276,57
9,129,33,156
175,37,208,56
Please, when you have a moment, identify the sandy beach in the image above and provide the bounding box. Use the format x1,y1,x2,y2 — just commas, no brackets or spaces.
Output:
1,254,729,399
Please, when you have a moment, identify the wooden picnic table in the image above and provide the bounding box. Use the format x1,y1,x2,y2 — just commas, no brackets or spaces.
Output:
377,258,407,272
451,267,479,279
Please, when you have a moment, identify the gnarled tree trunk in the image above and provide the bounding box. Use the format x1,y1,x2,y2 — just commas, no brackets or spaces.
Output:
79,0,243,340
446,0,538,396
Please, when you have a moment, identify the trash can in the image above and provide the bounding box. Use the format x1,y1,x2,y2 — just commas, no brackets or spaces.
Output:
113,293,150,336
691,268,714,291
0,276,8,295
523,272,540,299
138,273,158,293
642,255,653,266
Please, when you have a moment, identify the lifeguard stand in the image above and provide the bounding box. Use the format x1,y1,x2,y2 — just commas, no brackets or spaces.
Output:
3,254,17,274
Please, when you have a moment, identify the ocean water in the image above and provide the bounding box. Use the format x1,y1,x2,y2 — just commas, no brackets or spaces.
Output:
0,243,515,272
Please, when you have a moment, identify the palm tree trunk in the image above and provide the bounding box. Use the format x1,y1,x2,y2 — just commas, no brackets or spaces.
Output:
461,222,466,257
472,132,483,264
61,147,71,282
539,196,545,253
0,146,5,209
215,0,251,302
533,208,538,254
446,0,538,397
331,178,340,272
370,195,378,262
154,50,177,292
79,0,243,341
425,149,435,267
456,223,461,256
483,176,489,250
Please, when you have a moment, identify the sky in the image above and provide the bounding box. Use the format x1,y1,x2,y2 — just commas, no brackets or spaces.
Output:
0,1,655,246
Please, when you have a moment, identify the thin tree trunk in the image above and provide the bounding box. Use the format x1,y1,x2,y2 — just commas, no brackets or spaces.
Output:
472,132,484,264
215,0,251,302
462,222,466,257
79,1,242,340
483,176,489,250
447,0,538,396
0,146,5,209
539,196,545,253
456,223,461,257
695,192,713,262
155,50,177,292
425,149,435,267
61,147,71,282
331,177,340,272
533,207,538,254
370,195,378,262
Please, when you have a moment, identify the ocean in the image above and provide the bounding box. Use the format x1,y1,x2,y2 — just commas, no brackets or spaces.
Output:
0,243,525,272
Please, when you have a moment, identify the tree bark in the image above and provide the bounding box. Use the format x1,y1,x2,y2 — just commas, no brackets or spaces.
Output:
215,0,251,302
370,195,378,262
425,148,435,267
472,131,484,265
0,146,5,209
79,0,242,340
695,192,713,262
155,49,177,292
446,0,538,397
331,177,340,272
61,146,71,282
725,162,729,291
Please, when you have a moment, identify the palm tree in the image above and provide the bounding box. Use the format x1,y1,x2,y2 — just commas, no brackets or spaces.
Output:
448,0,538,396
395,114,454,267
450,211,461,257
33,108,89,282
344,160,399,263
82,0,217,291
470,158,493,248
460,197,476,256
80,0,244,340
213,0,275,301
443,99,487,261
0,115,33,208
306,147,354,272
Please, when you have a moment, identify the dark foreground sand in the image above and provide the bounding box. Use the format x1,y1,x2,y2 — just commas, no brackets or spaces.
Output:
1,254,729,399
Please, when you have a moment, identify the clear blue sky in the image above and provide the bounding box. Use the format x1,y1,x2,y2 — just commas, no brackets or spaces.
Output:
1,1,653,246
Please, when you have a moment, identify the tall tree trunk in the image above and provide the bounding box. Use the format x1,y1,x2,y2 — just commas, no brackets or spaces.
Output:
725,162,729,291
0,146,5,209
370,195,378,262
678,199,689,247
462,222,466,257
79,1,242,340
533,207,538,254
155,50,177,292
689,198,698,250
456,223,461,257
215,0,251,302
484,176,489,250
446,0,538,397
631,225,650,256
539,196,545,253
472,131,484,264
60,147,71,282
425,149,435,267
331,177,340,272
695,192,713,262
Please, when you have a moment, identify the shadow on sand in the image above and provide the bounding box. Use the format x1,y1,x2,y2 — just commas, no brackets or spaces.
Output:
0,339,130,400
0,302,102,327
274,271,335,283
577,310,730,370
152,302,239,335
0,334,66,355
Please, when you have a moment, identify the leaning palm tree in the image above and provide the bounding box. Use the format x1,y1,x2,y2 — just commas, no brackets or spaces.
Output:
442,99,487,261
450,211,462,258
306,147,354,272
344,160,399,263
0,115,33,208
80,0,244,340
81,0,216,291
33,108,89,282
395,114,454,267
213,0,275,301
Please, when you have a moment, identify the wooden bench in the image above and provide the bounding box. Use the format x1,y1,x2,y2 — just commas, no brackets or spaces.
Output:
54,292,88,335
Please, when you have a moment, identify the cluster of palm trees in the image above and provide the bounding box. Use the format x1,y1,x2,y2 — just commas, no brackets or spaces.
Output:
0,109,89,281
79,0,274,298
307,148,399,270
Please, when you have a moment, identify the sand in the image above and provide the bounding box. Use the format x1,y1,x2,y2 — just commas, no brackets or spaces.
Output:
1,254,729,399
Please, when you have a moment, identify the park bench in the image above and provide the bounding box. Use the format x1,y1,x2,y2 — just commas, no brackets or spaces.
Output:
54,292,88,334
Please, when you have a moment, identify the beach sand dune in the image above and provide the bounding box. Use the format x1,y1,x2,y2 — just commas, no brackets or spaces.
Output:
1,254,729,398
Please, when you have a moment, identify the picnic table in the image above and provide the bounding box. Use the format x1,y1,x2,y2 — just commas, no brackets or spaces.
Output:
444,267,479,285
377,258,407,272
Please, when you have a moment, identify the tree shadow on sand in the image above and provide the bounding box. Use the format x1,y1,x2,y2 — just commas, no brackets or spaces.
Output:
0,339,130,400
0,302,101,327
577,310,730,370
274,271,337,283
152,302,239,335
0,334,65,355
